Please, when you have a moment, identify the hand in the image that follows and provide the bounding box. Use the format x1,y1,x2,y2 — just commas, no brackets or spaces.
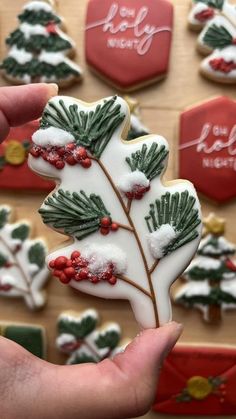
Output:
0,84,183,419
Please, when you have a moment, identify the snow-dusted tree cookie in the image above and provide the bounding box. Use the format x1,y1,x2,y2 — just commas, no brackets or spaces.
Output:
56,309,129,364
188,0,236,83
0,205,49,309
29,95,202,329
0,0,82,87
175,213,236,323
124,96,150,141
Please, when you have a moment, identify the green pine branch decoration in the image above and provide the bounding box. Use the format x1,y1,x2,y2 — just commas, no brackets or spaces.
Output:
28,242,46,270
18,9,61,25
58,313,98,339
177,288,236,306
11,224,30,242
40,96,126,158
95,330,120,350
194,0,224,9
203,24,233,49
0,207,10,229
125,143,168,180
6,31,73,52
39,189,111,240
145,191,201,256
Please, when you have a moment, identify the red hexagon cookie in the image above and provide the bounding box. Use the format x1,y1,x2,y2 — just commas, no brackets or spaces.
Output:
179,96,236,204
85,0,173,91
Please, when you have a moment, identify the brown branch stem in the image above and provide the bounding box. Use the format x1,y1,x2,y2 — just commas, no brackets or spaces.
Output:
117,274,152,299
149,259,159,275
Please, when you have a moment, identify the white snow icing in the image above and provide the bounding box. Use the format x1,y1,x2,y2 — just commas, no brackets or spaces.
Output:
208,45,236,63
117,170,149,193
1,275,17,287
20,23,49,39
39,51,65,65
8,46,33,64
175,280,210,298
199,234,236,255
56,333,76,349
23,1,53,12
186,255,221,271
32,127,75,147
130,114,149,134
189,2,210,24
58,309,98,325
28,264,39,275
81,244,127,275
221,278,236,298
147,224,177,259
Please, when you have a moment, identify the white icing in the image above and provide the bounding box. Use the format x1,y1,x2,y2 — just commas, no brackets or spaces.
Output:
186,255,221,271
176,280,210,298
223,1,236,27
117,170,149,193
8,46,33,64
201,45,236,80
58,309,98,324
23,1,53,12
198,15,236,48
199,233,235,255
221,278,236,298
29,96,202,329
130,114,149,134
188,2,212,26
56,333,76,351
147,225,177,259
81,244,127,275
20,22,49,39
39,51,66,65
32,127,75,147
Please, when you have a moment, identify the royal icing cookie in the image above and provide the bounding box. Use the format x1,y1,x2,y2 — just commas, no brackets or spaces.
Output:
29,95,201,329
0,205,49,310
175,213,236,323
179,96,236,203
0,121,54,191
56,309,129,364
85,0,173,91
125,96,150,141
0,0,82,87
188,0,236,83
153,343,236,415
0,322,46,358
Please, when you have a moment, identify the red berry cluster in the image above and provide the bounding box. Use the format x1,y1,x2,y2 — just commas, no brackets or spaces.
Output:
0,283,12,292
99,217,119,235
195,8,214,22
49,251,117,286
125,184,150,200
30,143,92,170
210,58,236,74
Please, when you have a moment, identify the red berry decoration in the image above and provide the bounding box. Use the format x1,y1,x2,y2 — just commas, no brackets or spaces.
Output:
111,223,119,231
71,251,81,260
64,267,76,279
78,268,89,279
100,227,110,235
59,273,71,284
54,256,68,270
81,158,92,168
75,147,87,160
49,260,55,269
100,217,111,227
55,160,65,170
65,155,77,166
109,276,117,285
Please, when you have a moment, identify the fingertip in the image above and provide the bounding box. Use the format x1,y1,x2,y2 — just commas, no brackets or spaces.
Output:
47,83,59,98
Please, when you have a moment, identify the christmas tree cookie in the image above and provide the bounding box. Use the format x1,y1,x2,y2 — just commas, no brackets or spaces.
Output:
0,205,49,310
175,213,236,323
29,95,202,329
125,96,150,141
0,322,46,358
56,309,129,364
0,0,82,87
188,0,236,83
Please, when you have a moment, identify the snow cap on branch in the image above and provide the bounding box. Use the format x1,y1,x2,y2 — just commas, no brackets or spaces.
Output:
147,224,177,259
118,170,149,193
32,127,75,147
23,1,53,12
81,244,127,275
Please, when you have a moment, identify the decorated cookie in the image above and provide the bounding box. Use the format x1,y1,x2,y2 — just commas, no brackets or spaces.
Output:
0,0,82,87
0,205,49,310
179,96,236,203
125,96,150,141
85,0,173,91
0,121,54,191
153,343,236,415
175,213,236,323
0,322,46,358
188,0,236,83
28,95,201,329
56,309,129,364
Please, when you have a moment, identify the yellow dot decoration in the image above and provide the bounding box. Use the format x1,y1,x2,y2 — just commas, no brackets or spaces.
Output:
5,141,26,166
187,376,213,400
203,213,225,236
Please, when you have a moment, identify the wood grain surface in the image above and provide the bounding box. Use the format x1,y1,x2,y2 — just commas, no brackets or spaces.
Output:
0,0,236,418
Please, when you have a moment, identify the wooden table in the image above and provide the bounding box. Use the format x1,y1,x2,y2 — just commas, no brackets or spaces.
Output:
0,0,236,418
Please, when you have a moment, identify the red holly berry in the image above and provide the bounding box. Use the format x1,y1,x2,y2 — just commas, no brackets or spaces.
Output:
100,217,111,227
53,270,62,278
0,284,12,291
78,258,88,268
78,268,89,279
195,8,214,22
111,223,119,231
109,276,117,285
64,267,76,279
46,22,58,34
65,155,77,166
125,192,134,200
225,259,236,271
54,256,68,269
81,158,92,168
49,260,55,269
65,259,72,267
91,275,99,283
30,147,41,158
75,147,87,160
42,151,48,161
57,147,66,157
101,270,113,280
65,142,76,152
71,251,81,260
59,273,71,284
55,160,65,170
100,227,110,235
75,273,83,281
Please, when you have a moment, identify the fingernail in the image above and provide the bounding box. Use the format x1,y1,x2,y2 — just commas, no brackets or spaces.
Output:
161,322,183,360
48,83,59,96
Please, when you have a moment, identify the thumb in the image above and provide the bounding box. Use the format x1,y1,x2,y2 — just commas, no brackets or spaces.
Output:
39,321,182,419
